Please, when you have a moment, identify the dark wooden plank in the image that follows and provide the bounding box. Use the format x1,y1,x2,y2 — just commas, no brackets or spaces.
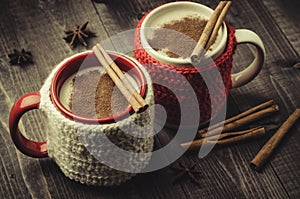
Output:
104,0,298,198
1,0,186,198
0,0,110,198
0,1,55,198
102,0,294,196
0,0,299,198
262,0,300,54
228,0,300,198
91,0,172,54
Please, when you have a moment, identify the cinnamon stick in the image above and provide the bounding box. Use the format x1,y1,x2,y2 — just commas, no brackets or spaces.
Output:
206,1,232,50
200,104,279,138
250,109,300,170
191,1,231,63
181,127,266,151
199,100,276,136
92,44,148,113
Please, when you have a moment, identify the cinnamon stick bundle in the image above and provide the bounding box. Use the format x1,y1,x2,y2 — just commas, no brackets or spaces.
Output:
180,100,280,151
199,100,279,138
92,44,148,113
181,127,266,151
250,109,300,170
191,1,232,63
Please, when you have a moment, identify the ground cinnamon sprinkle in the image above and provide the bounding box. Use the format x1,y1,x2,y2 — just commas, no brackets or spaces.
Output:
148,16,214,58
70,70,129,119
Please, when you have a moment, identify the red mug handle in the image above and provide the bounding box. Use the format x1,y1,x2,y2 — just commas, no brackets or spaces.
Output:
9,92,48,158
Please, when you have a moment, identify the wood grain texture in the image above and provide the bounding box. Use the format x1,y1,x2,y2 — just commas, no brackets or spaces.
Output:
0,0,299,198
262,0,300,54
228,0,300,198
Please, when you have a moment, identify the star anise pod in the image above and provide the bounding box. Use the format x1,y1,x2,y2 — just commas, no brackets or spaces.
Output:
8,49,33,66
64,21,96,47
170,161,202,187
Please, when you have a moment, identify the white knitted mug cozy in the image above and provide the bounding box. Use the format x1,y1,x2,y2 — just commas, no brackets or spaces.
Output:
11,51,154,186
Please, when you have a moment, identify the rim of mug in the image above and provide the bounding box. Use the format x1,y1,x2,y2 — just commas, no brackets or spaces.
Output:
50,51,148,124
139,1,227,66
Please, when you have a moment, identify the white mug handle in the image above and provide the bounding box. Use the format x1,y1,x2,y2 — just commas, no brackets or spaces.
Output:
231,29,266,88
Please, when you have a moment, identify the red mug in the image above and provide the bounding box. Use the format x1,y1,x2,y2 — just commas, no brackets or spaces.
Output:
134,2,265,127
9,51,154,186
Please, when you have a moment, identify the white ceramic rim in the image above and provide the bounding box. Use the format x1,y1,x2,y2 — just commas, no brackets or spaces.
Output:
140,1,228,66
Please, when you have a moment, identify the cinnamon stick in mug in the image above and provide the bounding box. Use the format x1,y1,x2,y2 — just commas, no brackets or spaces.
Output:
250,109,300,170
191,1,231,63
206,1,232,50
92,44,148,113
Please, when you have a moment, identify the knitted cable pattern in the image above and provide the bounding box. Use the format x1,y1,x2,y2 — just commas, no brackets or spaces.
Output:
134,14,237,126
39,53,154,186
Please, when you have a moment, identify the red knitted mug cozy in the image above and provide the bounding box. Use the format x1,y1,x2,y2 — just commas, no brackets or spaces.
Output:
134,13,237,127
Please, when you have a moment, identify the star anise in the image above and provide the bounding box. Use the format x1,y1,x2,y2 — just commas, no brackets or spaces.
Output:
64,21,96,47
170,161,202,187
8,49,33,66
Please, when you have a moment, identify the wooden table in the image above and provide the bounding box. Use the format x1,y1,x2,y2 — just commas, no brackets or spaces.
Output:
1,0,299,198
